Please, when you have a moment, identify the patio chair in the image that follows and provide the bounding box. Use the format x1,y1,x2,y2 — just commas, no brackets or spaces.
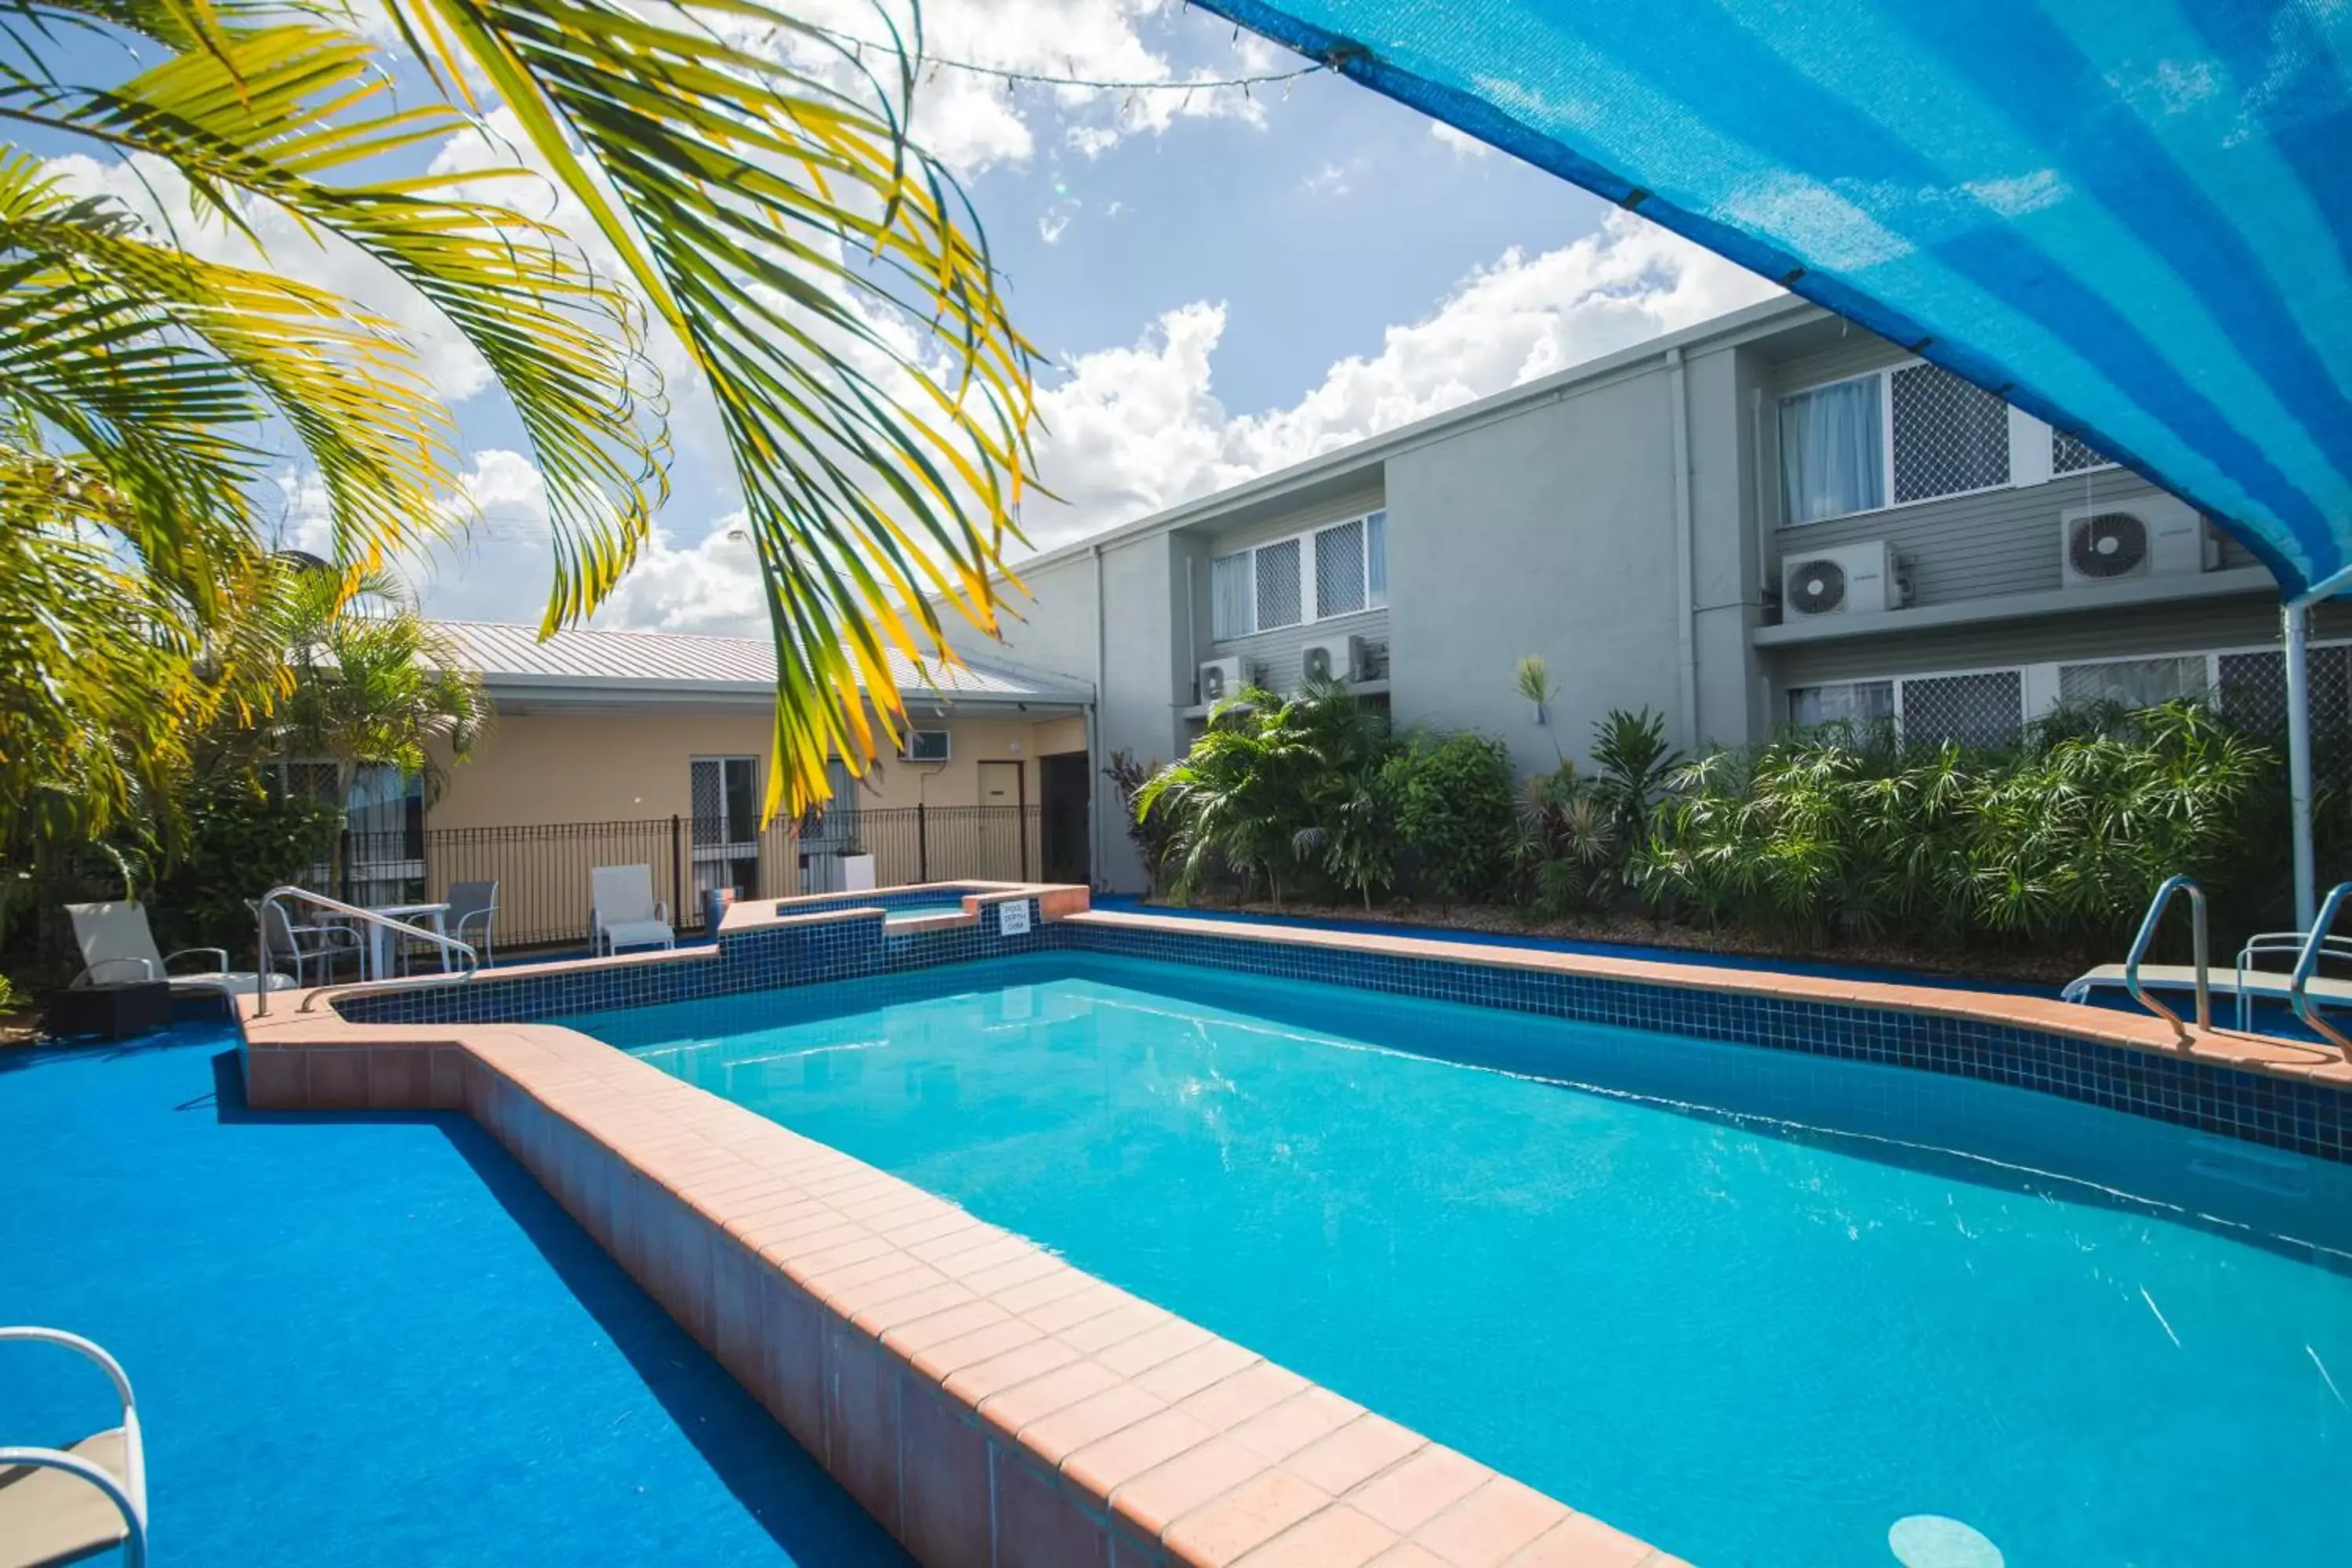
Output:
590,865,673,956
250,898,365,989
0,1327,147,1568
401,880,498,973
65,901,292,998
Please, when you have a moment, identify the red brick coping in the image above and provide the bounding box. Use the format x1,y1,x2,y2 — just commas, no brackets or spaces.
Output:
239,891,2344,1566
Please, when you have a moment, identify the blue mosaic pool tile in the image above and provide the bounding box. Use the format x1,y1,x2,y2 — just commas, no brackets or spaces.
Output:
334,903,2351,1163
336,898,1048,1027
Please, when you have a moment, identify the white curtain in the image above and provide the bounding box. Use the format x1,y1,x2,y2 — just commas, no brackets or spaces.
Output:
1780,376,1885,524
1211,552,1253,641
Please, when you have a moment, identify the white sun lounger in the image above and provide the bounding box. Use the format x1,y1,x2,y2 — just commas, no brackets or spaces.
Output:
0,1328,147,1568
66,901,293,997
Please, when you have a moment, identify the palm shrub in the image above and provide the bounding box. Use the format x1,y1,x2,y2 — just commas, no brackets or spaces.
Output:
1138,681,1399,906
1632,703,2274,953
1513,764,1621,915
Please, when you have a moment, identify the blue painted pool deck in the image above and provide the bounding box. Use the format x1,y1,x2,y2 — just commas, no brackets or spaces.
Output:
0,1022,907,1568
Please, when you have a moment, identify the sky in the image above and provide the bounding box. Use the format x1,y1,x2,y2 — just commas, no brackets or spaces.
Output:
42,1,1782,639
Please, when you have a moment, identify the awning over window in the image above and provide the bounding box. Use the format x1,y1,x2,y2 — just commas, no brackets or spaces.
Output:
1200,1,2352,601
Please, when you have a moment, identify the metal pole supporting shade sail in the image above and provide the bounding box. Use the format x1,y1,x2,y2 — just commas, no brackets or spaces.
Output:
1197,0,2352,605
1202,0,2352,924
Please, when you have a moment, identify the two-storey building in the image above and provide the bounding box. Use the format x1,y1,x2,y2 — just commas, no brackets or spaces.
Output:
962,295,2338,891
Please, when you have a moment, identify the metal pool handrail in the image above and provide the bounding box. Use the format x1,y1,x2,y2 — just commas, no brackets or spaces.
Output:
254,885,479,1017
2125,873,2209,1037
2289,881,2352,1056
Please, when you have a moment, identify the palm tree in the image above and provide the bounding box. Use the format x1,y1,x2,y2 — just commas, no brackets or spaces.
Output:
1,0,1038,828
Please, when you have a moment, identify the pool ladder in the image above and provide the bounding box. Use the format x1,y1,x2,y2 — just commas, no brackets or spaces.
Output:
2125,873,2352,1054
2123,874,2209,1036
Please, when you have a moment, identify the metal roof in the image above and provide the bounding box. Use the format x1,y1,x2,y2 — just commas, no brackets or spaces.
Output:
436,621,1091,705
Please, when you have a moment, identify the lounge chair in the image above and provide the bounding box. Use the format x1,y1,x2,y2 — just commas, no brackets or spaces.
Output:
0,1327,147,1568
66,901,293,998
589,865,673,956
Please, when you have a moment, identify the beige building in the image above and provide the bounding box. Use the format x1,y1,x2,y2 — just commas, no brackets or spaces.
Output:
336,622,1094,950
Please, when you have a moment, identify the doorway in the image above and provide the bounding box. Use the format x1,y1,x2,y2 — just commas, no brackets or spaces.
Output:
1038,750,1091,887
975,760,1026,880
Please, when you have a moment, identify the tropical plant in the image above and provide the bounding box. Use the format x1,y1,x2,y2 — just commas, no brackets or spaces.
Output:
1589,706,1681,847
1385,731,1515,904
4,0,1039,825
1105,750,1177,894
1515,654,1564,762
1513,764,1621,916
1137,680,1399,906
1631,702,2275,953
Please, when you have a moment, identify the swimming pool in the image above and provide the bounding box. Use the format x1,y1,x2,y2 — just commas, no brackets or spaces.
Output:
570,951,2352,1568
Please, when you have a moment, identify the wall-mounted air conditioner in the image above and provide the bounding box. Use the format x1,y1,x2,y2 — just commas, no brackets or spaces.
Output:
1301,637,1354,684
2060,498,2214,587
1198,655,1245,704
1781,541,1901,620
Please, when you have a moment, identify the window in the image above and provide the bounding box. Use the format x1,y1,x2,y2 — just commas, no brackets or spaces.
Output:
2052,429,2112,476
1889,362,2009,503
1779,375,1884,524
1789,680,1894,728
1315,520,1365,617
1254,538,1302,630
1779,361,2014,524
265,760,423,903
1210,510,1388,641
1902,670,2024,749
801,758,859,844
2059,656,2208,709
1211,551,1254,641
899,729,951,763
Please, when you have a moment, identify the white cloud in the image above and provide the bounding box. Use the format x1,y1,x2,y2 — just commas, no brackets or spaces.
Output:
1015,212,1780,552
1300,162,1352,197
1429,122,1494,158
590,515,768,636
753,0,1274,176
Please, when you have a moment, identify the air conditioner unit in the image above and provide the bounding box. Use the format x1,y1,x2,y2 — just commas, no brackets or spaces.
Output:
1301,637,1353,684
1198,655,1245,704
898,728,950,763
1781,541,1900,619
2060,498,2215,587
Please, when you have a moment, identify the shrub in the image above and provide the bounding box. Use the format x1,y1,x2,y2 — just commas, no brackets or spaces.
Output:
145,779,344,955
1631,702,2275,953
1387,731,1515,903
1138,681,1397,905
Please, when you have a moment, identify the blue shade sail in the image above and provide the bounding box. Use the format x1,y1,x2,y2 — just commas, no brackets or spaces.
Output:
1196,0,2352,602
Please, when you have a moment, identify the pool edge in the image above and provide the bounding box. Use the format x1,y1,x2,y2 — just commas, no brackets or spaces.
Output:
234,1012,1679,1568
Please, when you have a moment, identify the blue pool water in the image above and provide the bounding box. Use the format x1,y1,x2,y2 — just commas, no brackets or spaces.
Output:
0,1023,906,1567
882,902,970,924
577,953,2352,1568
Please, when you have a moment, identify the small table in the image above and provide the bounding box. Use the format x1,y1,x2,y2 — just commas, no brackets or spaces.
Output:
362,902,451,981
49,980,172,1040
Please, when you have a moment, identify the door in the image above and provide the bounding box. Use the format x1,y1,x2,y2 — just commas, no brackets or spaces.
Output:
690,756,762,911
975,760,1025,880
1038,751,1091,887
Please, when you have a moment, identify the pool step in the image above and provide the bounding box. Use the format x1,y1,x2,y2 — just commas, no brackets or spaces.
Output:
2186,1134,2312,1199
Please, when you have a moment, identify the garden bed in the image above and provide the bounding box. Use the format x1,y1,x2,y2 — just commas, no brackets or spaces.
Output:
1141,895,2096,988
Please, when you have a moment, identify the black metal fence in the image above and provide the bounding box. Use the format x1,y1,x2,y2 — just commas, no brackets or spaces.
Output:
332,804,1044,953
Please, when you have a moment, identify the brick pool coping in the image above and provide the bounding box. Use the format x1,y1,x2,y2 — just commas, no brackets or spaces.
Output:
236,886,2352,1567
